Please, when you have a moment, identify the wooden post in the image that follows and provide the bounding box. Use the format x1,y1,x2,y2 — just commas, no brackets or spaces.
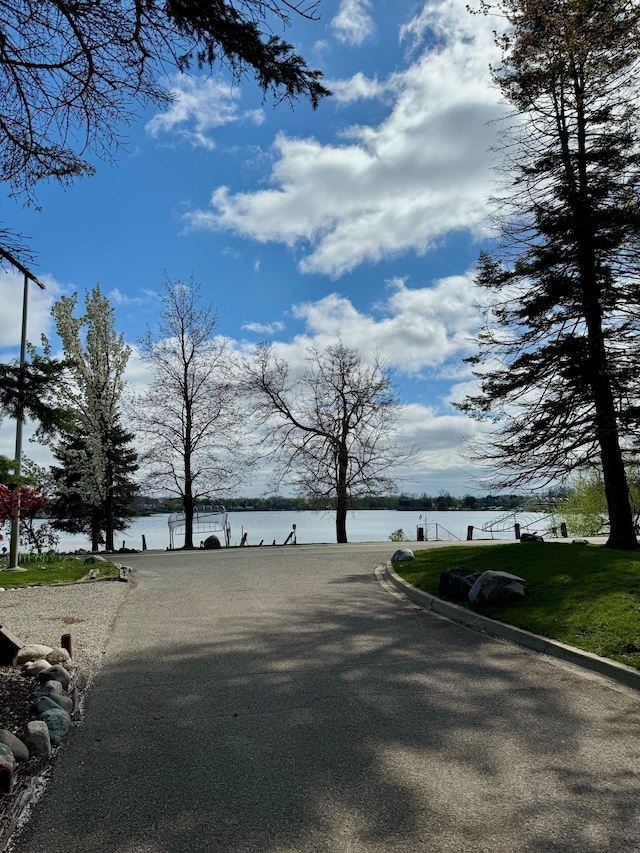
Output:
240,532,248,546
142,535,147,551
61,634,72,658
467,525,474,541
560,522,568,538
514,523,521,540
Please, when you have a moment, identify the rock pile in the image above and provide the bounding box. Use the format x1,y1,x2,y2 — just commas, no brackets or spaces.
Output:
0,644,79,793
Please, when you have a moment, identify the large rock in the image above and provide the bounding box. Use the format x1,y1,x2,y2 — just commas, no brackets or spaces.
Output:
203,535,221,550
35,664,70,690
14,644,54,665
0,753,15,793
520,532,544,543
46,647,72,667
439,567,482,601
0,729,29,763
391,548,415,562
22,658,52,677
36,679,64,696
32,691,73,714
23,721,51,758
38,708,72,746
469,570,528,608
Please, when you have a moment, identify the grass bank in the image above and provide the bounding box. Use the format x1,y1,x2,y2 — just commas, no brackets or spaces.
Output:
395,542,640,670
0,552,119,588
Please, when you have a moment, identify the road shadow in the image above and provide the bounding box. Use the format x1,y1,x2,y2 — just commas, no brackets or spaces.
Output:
15,565,640,853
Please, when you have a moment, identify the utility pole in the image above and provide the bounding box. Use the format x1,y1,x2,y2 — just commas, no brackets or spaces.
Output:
7,269,45,570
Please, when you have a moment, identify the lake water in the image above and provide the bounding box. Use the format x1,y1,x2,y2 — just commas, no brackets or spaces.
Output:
42,508,553,552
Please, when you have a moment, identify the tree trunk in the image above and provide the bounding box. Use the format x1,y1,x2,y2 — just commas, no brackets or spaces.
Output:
335,451,348,544
335,492,348,544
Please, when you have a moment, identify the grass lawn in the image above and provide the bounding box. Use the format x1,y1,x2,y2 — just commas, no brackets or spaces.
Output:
395,542,640,670
0,552,119,588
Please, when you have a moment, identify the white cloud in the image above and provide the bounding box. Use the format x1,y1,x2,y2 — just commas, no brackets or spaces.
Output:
331,0,375,45
146,76,264,149
241,321,285,335
256,272,481,373
327,72,387,105
185,0,505,276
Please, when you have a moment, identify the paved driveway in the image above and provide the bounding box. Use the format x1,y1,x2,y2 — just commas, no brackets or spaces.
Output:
11,544,640,852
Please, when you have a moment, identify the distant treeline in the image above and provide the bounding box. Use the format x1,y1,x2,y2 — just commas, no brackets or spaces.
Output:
130,491,561,515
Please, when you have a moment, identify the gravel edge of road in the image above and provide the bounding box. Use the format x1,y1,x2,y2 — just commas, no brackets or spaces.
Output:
0,580,131,687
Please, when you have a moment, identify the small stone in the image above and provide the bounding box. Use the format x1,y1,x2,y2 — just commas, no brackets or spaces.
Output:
0,730,29,763
14,644,54,665
23,721,51,758
46,648,72,666
32,692,73,714
35,665,70,690
391,548,415,562
0,754,16,793
38,708,72,746
22,658,52,677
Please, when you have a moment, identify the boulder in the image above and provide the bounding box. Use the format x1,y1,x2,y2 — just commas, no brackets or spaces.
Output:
391,548,415,562
38,708,72,746
203,535,221,550
469,570,528,608
520,532,544,543
0,753,15,793
35,665,70,690
22,658,52,677
572,539,589,545
0,729,29,763
14,644,54,665
46,647,72,667
23,721,51,758
439,567,482,601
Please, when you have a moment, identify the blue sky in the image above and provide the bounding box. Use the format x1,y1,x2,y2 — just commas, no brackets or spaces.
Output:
0,0,511,497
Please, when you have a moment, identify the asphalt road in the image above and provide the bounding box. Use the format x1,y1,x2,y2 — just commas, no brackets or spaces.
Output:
10,543,640,852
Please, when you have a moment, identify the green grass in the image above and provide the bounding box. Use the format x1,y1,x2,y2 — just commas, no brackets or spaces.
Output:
0,552,119,587
395,542,640,670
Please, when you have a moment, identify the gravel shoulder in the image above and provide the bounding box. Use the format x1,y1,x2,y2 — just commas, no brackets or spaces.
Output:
0,580,131,685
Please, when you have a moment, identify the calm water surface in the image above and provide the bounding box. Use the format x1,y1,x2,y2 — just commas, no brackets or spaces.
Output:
47,508,552,552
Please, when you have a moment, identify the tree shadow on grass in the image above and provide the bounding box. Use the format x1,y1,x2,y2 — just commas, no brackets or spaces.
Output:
13,563,640,853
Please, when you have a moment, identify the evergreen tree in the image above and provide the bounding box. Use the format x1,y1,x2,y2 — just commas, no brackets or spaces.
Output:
50,422,138,551
49,285,138,551
458,0,640,549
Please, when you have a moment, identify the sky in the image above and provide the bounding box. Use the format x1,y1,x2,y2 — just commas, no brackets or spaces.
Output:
0,0,513,498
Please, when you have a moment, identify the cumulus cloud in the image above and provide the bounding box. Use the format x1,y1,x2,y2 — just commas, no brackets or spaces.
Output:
331,0,375,45
146,76,264,149
327,71,387,105
185,0,505,276
251,272,481,373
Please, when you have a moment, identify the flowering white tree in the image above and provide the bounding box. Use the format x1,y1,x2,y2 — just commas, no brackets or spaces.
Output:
49,285,138,551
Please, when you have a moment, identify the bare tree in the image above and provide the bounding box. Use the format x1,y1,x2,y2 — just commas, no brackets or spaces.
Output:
133,277,247,548
243,342,407,543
